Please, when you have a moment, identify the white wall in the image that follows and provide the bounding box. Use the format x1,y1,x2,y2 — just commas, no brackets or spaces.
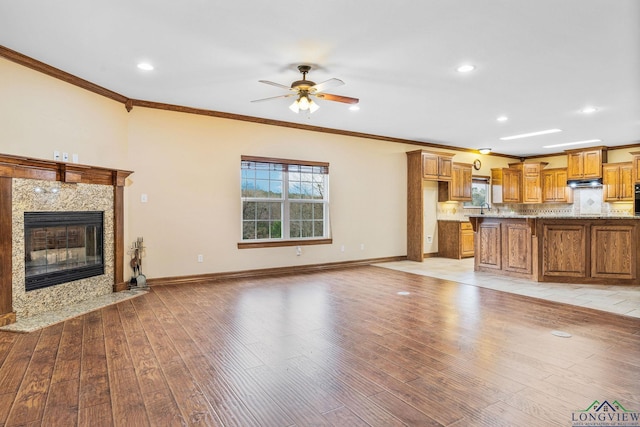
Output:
125,107,412,277
0,57,413,279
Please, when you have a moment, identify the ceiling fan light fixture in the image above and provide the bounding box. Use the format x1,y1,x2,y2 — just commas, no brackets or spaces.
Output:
298,95,311,110
289,94,319,114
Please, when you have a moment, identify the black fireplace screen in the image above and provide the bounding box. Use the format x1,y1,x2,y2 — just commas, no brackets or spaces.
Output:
24,211,104,291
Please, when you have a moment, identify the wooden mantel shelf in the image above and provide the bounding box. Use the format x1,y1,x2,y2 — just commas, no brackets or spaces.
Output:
0,153,134,325
0,153,132,186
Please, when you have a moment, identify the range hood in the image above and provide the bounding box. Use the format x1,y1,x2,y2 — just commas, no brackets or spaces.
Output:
567,178,603,188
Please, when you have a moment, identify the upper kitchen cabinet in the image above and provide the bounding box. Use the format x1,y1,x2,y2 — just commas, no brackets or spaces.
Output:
420,150,454,181
491,167,522,203
522,162,548,204
602,162,634,201
566,147,607,180
542,168,572,203
631,151,640,183
438,162,472,202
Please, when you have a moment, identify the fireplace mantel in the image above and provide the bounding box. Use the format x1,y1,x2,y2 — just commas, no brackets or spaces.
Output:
0,153,133,326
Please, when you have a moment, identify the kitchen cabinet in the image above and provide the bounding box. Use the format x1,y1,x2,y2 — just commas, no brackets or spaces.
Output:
470,216,640,285
491,167,522,203
631,151,640,183
603,162,634,201
438,221,474,259
566,147,607,180
540,220,637,282
407,150,455,262
542,168,572,203
522,162,548,204
438,162,472,201
422,151,453,181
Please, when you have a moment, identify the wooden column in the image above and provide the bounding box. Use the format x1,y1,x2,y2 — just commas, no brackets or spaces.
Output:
113,171,128,292
406,151,424,261
0,177,16,326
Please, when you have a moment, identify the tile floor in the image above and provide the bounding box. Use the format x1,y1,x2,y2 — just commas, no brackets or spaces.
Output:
376,257,640,318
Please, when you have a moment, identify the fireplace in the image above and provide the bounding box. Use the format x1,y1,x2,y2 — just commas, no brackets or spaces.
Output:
24,211,104,291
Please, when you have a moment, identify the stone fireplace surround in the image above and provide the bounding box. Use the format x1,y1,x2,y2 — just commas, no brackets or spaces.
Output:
13,178,114,317
0,153,132,326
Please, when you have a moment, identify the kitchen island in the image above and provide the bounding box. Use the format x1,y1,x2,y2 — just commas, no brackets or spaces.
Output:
468,215,640,285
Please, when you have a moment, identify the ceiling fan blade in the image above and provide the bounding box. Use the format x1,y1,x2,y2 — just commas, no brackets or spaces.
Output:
251,94,296,103
311,78,344,93
258,80,294,90
315,93,359,104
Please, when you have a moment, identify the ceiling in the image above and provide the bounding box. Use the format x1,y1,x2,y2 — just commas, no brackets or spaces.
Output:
1,0,638,157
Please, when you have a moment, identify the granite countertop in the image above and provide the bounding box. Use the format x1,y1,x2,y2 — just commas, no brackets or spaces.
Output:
466,214,640,220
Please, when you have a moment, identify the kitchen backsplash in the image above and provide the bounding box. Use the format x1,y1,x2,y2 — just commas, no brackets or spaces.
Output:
437,187,634,220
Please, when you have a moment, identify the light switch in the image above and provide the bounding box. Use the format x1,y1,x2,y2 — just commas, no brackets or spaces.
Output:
141,194,148,203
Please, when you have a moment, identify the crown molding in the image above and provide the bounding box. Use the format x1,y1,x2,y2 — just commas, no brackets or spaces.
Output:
0,45,522,159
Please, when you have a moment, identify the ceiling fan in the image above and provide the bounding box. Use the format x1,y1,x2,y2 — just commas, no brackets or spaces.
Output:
252,65,359,114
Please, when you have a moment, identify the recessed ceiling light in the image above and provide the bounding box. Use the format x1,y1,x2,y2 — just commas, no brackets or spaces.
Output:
137,62,154,71
349,105,360,111
543,139,602,148
397,291,410,295
500,128,562,141
496,115,508,122
581,106,598,114
456,64,475,73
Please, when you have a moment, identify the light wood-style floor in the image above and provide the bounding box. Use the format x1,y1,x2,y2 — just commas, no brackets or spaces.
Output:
0,266,638,426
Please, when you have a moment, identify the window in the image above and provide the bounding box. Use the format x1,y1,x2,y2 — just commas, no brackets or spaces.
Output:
239,156,330,247
463,176,490,208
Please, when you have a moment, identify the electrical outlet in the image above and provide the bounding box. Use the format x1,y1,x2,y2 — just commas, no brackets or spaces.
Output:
197,254,203,263
140,194,148,203
53,151,60,161
62,152,69,162
427,235,433,244
296,246,302,256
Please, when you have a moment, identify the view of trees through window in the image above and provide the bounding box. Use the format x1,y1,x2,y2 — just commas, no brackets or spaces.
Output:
464,178,490,208
241,158,329,241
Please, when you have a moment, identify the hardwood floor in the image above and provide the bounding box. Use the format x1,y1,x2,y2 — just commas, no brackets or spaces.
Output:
0,266,638,426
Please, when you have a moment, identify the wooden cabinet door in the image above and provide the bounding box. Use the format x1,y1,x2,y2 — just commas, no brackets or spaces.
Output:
620,163,634,200
422,153,440,180
450,163,472,201
555,169,570,202
583,149,602,178
438,156,453,180
541,223,587,278
542,170,556,202
603,164,621,201
603,162,634,201
477,222,501,269
523,175,541,203
460,223,474,258
502,169,522,203
591,225,636,279
633,153,640,183
567,152,584,179
502,222,532,274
